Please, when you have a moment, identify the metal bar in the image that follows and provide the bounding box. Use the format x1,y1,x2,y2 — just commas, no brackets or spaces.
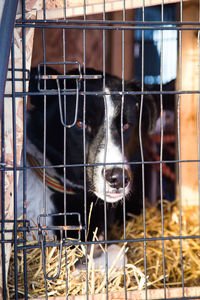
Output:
42,28,47,221
121,2,127,300
21,0,28,297
43,0,46,21
63,0,66,20
38,74,102,80
39,61,81,67
41,231,63,280
39,225,83,231
63,11,67,217
15,23,200,31
140,1,148,298
2,158,200,173
82,2,89,300
38,212,83,218
7,89,200,98
178,0,185,296
102,2,109,299
41,5,48,295
0,0,19,114
15,234,200,251
16,18,200,26
1,56,6,300
57,78,80,128
62,12,70,299
5,89,200,98
11,38,19,300
160,1,166,297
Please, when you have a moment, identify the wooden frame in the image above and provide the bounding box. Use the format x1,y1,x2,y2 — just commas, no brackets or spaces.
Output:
31,287,200,299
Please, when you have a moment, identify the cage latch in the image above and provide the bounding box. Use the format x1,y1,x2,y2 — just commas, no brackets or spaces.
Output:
37,61,102,128
37,212,83,280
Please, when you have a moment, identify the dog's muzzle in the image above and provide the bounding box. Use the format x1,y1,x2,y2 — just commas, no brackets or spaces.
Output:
96,166,132,203
104,167,131,190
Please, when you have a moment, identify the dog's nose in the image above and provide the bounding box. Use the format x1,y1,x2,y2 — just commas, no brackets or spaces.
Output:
105,168,130,189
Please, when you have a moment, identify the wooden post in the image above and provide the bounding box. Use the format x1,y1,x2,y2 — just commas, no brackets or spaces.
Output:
179,0,200,207
31,286,200,300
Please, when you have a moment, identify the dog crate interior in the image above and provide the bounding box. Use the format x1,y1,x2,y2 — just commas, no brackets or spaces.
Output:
1,0,200,299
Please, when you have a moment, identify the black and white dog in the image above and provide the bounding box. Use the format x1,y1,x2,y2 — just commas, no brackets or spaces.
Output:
18,67,157,244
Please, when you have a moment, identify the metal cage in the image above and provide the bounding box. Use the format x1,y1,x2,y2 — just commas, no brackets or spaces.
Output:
0,0,200,299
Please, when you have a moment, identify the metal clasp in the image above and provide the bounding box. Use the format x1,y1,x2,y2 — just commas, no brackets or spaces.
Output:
37,212,84,280
56,76,80,128
36,61,102,128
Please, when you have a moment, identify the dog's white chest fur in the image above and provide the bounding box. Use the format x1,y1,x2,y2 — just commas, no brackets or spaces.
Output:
17,159,55,230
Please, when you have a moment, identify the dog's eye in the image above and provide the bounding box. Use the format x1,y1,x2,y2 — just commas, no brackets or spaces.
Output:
123,123,130,131
76,121,85,129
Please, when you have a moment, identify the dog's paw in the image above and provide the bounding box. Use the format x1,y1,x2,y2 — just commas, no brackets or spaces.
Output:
75,244,127,271
93,244,127,270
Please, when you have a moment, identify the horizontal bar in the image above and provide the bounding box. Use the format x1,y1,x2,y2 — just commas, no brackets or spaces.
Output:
0,227,29,234
6,78,29,82
37,74,102,80
4,89,200,98
18,19,200,26
0,225,85,234
6,68,29,81
11,234,200,250
0,159,199,172
38,225,84,231
15,23,200,31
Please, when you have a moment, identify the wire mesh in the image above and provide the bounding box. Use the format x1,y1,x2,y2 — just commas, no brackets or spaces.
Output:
1,0,200,299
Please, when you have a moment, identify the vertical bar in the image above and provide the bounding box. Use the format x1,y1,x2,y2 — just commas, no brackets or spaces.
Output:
140,1,148,299
63,0,66,20
1,69,6,300
11,38,19,300
62,4,70,299
121,1,127,300
63,0,67,194
0,0,19,113
62,0,67,240
160,1,166,297
102,1,109,299
43,0,46,21
21,0,28,298
82,1,89,299
177,0,185,296
42,0,47,219
42,2,48,298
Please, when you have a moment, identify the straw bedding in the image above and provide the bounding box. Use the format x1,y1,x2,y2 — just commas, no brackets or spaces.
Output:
8,201,200,298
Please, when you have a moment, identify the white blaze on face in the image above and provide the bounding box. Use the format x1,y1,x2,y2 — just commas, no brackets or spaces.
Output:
94,88,131,203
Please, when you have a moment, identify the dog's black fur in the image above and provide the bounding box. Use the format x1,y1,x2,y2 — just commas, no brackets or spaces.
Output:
27,67,157,241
